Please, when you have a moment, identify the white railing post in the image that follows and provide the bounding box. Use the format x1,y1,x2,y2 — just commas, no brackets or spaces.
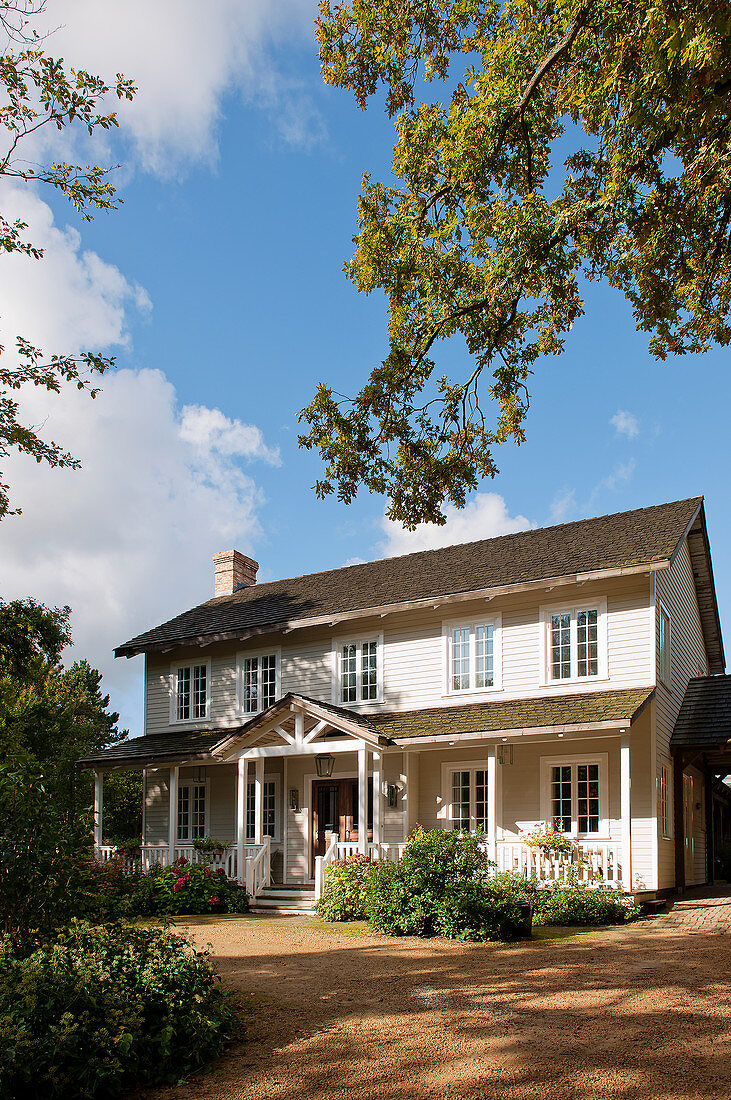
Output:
93,771,103,850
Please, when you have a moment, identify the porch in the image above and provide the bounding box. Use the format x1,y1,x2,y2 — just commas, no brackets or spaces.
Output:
91,692,636,903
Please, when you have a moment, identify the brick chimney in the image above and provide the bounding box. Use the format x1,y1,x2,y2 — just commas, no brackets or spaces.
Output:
213,550,259,597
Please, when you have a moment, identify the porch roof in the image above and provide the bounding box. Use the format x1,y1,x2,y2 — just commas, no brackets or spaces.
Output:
80,687,654,769
369,686,655,742
671,677,731,777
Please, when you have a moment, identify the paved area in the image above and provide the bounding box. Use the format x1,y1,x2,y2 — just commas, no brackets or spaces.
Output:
644,885,731,933
138,891,731,1100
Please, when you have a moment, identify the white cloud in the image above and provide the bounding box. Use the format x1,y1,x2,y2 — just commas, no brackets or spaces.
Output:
592,459,636,497
0,368,277,733
610,410,640,439
0,185,277,735
379,493,533,557
550,488,577,525
36,0,322,174
0,183,150,358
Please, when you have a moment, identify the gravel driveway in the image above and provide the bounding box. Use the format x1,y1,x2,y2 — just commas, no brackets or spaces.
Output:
139,894,731,1100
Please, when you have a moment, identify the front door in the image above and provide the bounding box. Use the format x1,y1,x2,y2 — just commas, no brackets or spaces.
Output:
312,778,373,875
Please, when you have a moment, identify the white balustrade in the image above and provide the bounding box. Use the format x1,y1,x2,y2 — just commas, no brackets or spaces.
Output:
244,836,271,899
496,840,623,886
315,832,339,901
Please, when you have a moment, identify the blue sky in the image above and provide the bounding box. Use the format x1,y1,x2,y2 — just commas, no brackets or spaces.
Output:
1,1,729,735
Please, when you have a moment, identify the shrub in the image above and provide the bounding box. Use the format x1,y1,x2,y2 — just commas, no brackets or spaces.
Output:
316,853,374,920
129,858,249,917
367,828,531,941
532,884,641,925
0,920,232,1099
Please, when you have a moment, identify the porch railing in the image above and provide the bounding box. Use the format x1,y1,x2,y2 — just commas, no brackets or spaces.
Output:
93,843,239,880
314,833,339,902
496,840,623,886
244,837,271,899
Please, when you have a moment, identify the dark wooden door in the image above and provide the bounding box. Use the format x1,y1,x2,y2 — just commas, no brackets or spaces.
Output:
312,778,373,874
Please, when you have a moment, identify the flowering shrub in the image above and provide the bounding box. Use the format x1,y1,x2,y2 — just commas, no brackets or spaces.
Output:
521,821,574,852
532,884,641,925
316,853,375,921
131,858,249,917
0,920,232,1097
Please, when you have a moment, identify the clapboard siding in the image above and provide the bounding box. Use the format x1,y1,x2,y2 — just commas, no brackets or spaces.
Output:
145,576,653,735
654,540,709,890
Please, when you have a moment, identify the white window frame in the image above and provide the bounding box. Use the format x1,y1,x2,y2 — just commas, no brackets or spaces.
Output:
236,647,282,715
245,774,281,843
539,753,609,839
440,761,491,832
539,598,608,685
169,660,211,725
442,614,503,696
658,762,672,839
658,601,672,689
176,779,209,842
332,633,384,706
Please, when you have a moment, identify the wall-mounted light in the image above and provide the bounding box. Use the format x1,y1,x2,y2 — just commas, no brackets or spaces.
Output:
387,783,399,808
315,753,335,778
498,745,513,766
289,788,300,811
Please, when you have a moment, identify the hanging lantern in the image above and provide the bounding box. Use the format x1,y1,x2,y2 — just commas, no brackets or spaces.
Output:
315,753,335,778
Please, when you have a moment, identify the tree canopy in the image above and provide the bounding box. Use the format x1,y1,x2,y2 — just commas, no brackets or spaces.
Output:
0,0,136,519
300,0,731,527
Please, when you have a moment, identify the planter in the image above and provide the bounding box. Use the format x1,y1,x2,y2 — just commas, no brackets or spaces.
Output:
516,900,533,937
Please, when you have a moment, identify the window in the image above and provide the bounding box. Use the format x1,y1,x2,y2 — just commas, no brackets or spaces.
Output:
659,764,671,839
246,779,278,841
540,755,608,837
239,650,280,714
540,600,606,683
177,783,206,841
659,604,671,688
446,766,489,831
444,616,502,694
333,636,382,704
171,662,209,722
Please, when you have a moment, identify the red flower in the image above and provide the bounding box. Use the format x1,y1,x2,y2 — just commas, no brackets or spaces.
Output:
204,868,212,878
209,896,220,907
176,856,189,866
216,867,226,875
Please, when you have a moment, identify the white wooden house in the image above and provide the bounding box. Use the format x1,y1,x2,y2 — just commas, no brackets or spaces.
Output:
82,497,730,909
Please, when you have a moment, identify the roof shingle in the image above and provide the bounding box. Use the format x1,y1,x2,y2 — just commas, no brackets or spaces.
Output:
671,676,731,748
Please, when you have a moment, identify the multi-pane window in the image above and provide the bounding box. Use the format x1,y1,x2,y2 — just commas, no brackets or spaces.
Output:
177,783,206,841
448,767,489,831
338,638,380,703
241,653,278,713
544,604,603,682
246,779,277,841
659,764,671,838
545,759,604,837
174,664,208,721
446,619,499,693
659,606,671,687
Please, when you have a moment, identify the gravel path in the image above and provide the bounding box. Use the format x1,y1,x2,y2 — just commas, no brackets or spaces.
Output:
138,899,731,1100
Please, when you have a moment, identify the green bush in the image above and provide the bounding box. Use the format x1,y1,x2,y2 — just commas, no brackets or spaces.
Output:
367,828,531,941
533,884,641,925
0,920,232,1099
82,856,249,919
316,853,374,920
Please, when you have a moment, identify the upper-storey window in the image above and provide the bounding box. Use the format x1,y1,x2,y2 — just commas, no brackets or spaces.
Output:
237,649,281,714
333,635,382,705
658,603,671,688
540,600,607,684
443,616,502,695
170,661,210,723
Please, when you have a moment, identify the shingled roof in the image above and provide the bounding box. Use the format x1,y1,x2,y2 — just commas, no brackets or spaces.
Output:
671,676,731,749
115,497,705,658
81,687,654,767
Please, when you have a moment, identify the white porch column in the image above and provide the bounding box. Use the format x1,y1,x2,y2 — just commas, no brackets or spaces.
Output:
254,758,264,845
93,771,103,849
168,765,179,866
236,756,248,885
372,751,381,855
620,731,632,891
358,745,369,855
403,751,420,841
487,746,497,865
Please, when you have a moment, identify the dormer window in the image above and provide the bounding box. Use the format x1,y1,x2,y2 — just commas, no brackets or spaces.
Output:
170,661,210,723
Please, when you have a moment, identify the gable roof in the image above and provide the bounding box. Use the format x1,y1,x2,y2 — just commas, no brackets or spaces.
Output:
116,496,705,659
671,676,731,749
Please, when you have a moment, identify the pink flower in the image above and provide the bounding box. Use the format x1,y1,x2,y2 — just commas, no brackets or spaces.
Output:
209,896,220,907
176,856,188,866
217,867,226,875
204,868,211,878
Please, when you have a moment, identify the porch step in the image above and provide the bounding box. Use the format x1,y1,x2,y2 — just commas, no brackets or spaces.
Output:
250,886,316,915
